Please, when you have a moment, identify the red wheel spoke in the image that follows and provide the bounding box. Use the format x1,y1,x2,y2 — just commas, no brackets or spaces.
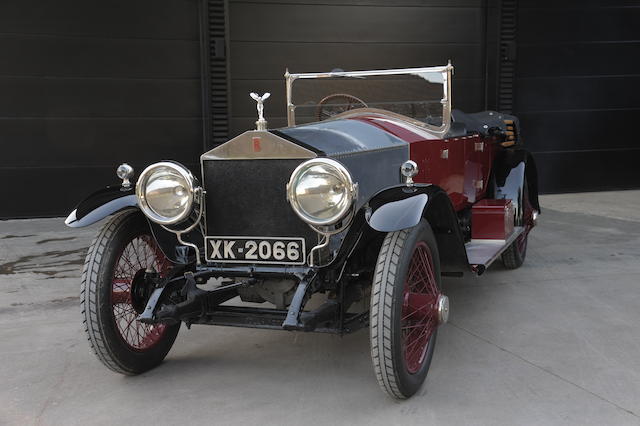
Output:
112,289,131,305
402,292,437,322
401,241,441,374
111,234,170,351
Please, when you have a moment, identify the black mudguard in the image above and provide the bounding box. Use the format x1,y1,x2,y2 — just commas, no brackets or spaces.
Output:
492,147,541,213
364,184,470,275
64,185,198,264
64,185,137,228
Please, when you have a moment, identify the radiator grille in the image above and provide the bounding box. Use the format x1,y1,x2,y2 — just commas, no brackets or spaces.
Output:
203,159,317,253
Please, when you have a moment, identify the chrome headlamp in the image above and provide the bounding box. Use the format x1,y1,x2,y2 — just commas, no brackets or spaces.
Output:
135,161,197,225
287,158,357,229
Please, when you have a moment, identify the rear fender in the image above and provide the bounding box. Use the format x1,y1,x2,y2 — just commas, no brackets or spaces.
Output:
492,148,541,213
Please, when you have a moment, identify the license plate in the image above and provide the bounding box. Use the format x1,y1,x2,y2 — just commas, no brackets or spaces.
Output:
205,236,306,265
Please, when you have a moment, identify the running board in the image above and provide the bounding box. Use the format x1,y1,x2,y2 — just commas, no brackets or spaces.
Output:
465,226,524,274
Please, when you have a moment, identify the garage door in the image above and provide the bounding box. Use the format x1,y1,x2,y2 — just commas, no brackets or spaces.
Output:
513,1,640,192
227,0,488,136
0,0,204,218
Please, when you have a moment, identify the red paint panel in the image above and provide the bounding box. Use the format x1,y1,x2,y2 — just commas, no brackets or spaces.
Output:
347,114,496,212
471,199,515,240
348,115,441,142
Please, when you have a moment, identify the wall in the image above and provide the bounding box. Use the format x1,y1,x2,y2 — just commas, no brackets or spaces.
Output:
0,0,204,218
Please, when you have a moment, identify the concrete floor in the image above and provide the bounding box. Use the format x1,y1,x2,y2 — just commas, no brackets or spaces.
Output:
1,191,640,426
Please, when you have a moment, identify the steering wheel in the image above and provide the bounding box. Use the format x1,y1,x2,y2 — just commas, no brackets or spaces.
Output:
316,93,368,121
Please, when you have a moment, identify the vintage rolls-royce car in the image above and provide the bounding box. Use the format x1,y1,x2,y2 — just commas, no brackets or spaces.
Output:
65,63,539,399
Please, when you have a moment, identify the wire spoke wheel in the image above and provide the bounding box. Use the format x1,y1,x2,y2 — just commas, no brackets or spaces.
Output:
370,219,446,399
81,211,181,375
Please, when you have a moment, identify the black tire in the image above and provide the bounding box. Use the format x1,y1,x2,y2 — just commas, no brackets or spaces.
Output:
81,211,180,375
501,234,527,269
370,219,442,399
501,178,531,269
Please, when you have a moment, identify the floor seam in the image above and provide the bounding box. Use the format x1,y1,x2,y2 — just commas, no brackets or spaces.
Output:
448,322,640,420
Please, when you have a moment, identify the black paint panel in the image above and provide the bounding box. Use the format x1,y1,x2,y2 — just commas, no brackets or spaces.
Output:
279,119,408,157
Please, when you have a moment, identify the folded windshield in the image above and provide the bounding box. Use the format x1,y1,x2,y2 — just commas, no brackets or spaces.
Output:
285,64,453,135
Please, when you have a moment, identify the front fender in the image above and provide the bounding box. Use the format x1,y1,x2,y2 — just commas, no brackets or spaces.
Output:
64,186,137,228
366,184,470,275
367,184,433,232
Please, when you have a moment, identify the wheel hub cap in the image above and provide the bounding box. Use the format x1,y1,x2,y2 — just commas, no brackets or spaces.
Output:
436,294,449,324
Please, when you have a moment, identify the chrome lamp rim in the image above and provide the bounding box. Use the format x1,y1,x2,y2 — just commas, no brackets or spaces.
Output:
287,158,357,227
135,161,196,225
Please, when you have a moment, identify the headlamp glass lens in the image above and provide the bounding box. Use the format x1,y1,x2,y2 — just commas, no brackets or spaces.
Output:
143,166,191,221
293,163,351,223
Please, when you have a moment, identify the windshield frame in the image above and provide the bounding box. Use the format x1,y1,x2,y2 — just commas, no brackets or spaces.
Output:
284,63,454,136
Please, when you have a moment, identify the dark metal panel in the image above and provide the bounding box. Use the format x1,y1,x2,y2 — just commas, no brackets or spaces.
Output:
229,3,484,43
0,118,203,168
533,151,640,193
516,42,640,78
0,0,200,39
497,0,517,113
201,0,230,148
0,162,200,219
515,76,640,113
513,2,640,192
0,78,202,118
0,37,201,79
517,110,640,153
0,0,204,218
230,0,481,5
517,5,640,44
